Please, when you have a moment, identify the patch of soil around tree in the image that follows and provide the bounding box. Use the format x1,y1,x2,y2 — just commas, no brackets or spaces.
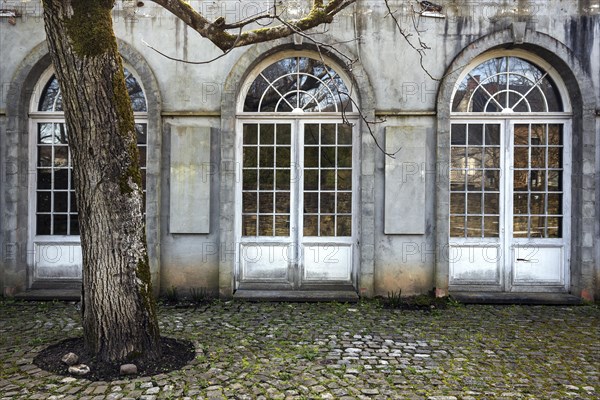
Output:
34,336,195,381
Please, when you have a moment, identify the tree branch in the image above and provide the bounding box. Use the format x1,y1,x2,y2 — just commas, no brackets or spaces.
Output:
151,0,356,51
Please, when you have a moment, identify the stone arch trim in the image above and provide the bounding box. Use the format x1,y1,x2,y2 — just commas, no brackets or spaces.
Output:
3,40,163,293
218,38,377,297
434,29,597,300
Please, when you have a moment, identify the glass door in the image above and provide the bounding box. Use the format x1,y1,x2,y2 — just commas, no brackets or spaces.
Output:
237,121,356,290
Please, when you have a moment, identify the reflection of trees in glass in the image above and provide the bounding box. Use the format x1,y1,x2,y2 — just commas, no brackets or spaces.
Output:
244,57,352,113
38,69,146,112
452,57,562,113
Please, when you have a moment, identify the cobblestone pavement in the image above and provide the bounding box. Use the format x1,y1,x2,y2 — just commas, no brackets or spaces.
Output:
1,300,599,400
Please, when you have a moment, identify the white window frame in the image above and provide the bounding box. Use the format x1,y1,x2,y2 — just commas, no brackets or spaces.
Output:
27,67,148,282
449,51,572,291
234,51,361,289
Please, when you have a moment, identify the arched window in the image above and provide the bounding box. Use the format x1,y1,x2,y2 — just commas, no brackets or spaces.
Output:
235,53,359,291
448,51,571,292
28,67,148,280
452,56,563,113
243,56,352,113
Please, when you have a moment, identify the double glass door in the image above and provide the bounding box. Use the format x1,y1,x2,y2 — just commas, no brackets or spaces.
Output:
449,119,570,291
236,120,356,290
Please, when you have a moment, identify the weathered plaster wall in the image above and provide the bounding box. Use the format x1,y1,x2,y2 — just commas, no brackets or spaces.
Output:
0,0,598,298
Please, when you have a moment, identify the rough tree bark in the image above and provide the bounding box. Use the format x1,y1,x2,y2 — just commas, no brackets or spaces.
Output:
43,0,160,362
41,0,356,363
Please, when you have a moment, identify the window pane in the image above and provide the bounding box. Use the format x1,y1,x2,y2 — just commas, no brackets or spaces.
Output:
467,193,482,214
243,192,257,213
274,215,289,236
259,170,274,190
466,216,482,237
37,192,51,213
531,148,545,168
547,193,562,215
548,125,563,145
243,215,257,236
243,124,258,144
303,170,318,190
321,124,336,144
38,147,52,167
276,124,291,144
337,170,352,190
304,215,318,236
320,192,335,213
338,147,352,168
514,125,529,145
258,192,273,213
337,216,352,237
530,171,545,191
38,169,52,189
484,125,500,145
54,192,68,212
450,193,465,214
530,216,545,238
337,192,352,213
514,193,528,215
513,217,529,238
243,147,257,168
547,148,562,168
276,147,290,167
468,124,483,145
54,146,69,167
338,124,352,144
451,124,466,145
260,124,275,144
37,214,51,235
54,169,69,190
321,170,336,190
530,193,545,215
275,193,290,213
258,215,273,236
305,124,319,144
483,217,499,237
304,147,319,167
547,217,562,238
484,147,500,168
320,215,335,236
304,192,319,213
243,170,257,190
467,171,483,191
547,171,562,191
259,147,274,167
70,214,80,235
484,193,499,214
276,169,291,190
451,147,466,169
54,215,68,235
450,216,465,237
321,147,336,168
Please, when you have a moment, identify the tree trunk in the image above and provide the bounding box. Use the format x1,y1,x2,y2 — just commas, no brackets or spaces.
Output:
42,0,161,362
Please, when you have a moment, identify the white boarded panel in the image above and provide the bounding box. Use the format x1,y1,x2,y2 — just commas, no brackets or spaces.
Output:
169,124,211,233
384,126,426,234
512,246,564,285
449,244,501,284
239,243,290,281
303,244,352,281
33,243,82,280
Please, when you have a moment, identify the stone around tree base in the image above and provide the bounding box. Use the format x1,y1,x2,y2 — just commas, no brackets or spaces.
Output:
68,364,90,376
120,364,138,375
61,352,79,366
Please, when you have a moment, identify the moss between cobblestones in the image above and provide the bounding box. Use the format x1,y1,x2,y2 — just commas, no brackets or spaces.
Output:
0,300,598,398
